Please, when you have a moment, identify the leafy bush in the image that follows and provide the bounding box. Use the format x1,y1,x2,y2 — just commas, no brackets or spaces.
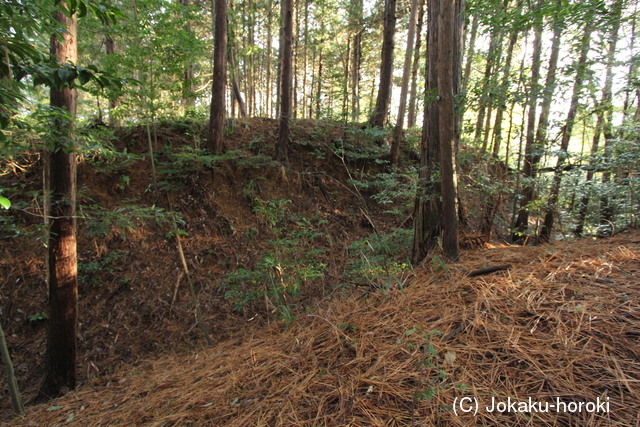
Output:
221,205,328,323
80,201,184,240
345,228,414,290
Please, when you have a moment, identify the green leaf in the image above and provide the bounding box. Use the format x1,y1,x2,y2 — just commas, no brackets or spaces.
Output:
77,0,87,18
0,196,10,209
57,68,72,83
78,69,92,85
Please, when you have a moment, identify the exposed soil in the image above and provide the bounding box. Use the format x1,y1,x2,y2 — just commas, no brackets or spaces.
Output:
0,118,415,418
1,118,639,426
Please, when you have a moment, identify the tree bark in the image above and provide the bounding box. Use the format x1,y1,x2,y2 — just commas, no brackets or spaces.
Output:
407,0,425,128
104,33,120,125
266,1,274,117
540,18,592,242
512,4,543,243
473,25,503,149
38,6,78,401
412,0,441,265
438,0,461,262
490,0,523,157
526,13,563,242
228,33,247,117
178,0,196,112
351,28,363,122
349,0,364,122
369,0,396,128
275,0,293,165
1,320,23,414
461,13,478,99
391,0,419,165
342,37,351,121
575,1,622,237
599,1,623,231
315,46,323,119
209,0,227,155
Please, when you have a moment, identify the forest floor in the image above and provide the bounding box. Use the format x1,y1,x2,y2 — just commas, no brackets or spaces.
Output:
1,118,639,426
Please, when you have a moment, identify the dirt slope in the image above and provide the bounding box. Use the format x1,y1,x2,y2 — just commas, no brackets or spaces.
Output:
0,118,414,420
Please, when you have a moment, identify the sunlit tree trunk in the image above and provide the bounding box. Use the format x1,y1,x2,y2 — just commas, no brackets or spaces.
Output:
481,8,520,237
599,1,623,231
38,6,78,401
575,1,622,236
266,2,274,117
315,45,323,119
104,30,119,125
369,0,396,128
349,0,364,122
407,0,425,128
293,2,300,118
247,0,255,115
473,25,503,149
229,47,247,117
512,3,543,243
350,34,362,122
342,37,351,122
525,13,563,242
622,13,638,127
461,13,478,99
540,19,592,242
178,0,195,112
391,0,419,165
490,0,522,157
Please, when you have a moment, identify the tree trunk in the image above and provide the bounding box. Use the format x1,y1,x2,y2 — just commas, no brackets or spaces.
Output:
526,14,562,242
473,26,502,148
575,1,622,236
407,0,425,129
301,0,309,118
104,33,120,125
208,0,227,155
349,0,364,122
276,0,284,118
293,1,300,118
38,6,78,401
275,0,293,165
599,1,623,231
512,5,543,243
412,0,441,264
315,46,323,119
490,0,522,156
439,0,462,262
1,319,23,414
266,1,274,117
247,0,255,116
178,0,196,112
229,49,247,117
391,0,419,166
540,19,592,242
369,0,396,128
622,14,638,127
351,28,362,122
342,37,351,122
461,13,478,98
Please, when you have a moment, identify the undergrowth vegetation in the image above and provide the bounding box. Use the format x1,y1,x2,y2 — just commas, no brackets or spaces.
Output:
2,117,640,327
